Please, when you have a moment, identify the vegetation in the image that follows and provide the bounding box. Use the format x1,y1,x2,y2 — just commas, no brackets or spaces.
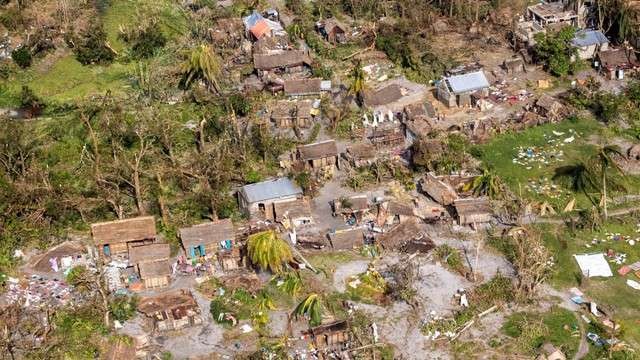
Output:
533,26,580,77
180,44,222,92
11,46,32,68
247,230,294,274
293,293,323,326
72,21,116,65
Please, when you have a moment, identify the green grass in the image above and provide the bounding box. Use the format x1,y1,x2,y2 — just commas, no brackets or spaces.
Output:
532,217,640,349
10,55,133,103
476,116,602,210
501,307,580,357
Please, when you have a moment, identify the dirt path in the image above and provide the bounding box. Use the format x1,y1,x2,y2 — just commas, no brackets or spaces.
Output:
574,316,589,360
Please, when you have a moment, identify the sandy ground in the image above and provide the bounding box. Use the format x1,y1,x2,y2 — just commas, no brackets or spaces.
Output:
333,259,370,292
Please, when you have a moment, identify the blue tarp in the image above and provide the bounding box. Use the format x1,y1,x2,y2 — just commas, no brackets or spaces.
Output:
243,10,263,30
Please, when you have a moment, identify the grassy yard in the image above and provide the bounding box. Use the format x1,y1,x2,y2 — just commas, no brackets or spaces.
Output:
534,216,640,349
476,116,602,210
501,307,581,357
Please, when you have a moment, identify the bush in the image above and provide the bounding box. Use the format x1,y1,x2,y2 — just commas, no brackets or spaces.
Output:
11,46,32,68
130,22,166,59
19,85,43,110
72,22,115,65
109,295,138,322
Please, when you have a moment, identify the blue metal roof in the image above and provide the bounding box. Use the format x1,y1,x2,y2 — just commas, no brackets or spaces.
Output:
572,30,608,47
241,178,302,203
446,71,489,94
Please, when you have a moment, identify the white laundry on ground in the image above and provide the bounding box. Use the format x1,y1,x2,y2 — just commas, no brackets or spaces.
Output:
573,253,613,278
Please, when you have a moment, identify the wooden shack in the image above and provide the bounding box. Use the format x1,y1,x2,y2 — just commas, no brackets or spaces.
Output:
306,320,351,351
179,219,236,261
91,216,157,257
297,140,339,171
271,100,314,128
138,260,171,289
128,243,170,265
343,143,376,168
377,219,434,253
318,19,347,44
138,289,203,332
328,228,365,250
421,173,458,206
454,198,493,226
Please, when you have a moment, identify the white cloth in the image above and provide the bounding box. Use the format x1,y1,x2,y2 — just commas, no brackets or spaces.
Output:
574,253,613,277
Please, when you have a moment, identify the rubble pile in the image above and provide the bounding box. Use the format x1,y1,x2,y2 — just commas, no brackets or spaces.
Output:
4,275,75,308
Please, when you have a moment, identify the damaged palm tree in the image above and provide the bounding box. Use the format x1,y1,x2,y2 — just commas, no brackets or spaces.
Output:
247,230,293,274
505,227,554,301
293,293,323,326
385,261,418,308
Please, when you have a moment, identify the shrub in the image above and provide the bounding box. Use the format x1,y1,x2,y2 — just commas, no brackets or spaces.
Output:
19,85,43,110
109,295,138,322
130,22,166,59
11,46,32,68
72,22,115,65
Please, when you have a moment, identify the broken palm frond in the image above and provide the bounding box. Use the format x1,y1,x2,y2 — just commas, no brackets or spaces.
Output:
563,197,576,213
293,293,323,326
539,201,556,216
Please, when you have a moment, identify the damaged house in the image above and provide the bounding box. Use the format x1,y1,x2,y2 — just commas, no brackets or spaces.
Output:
534,95,566,122
271,99,317,129
597,47,640,80
420,173,458,206
368,125,405,151
253,50,312,78
317,19,348,44
238,177,303,219
378,200,417,226
243,10,285,41
138,289,203,332
364,78,428,114
333,195,370,224
274,199,313,228
328,227,366,250
343,143,377,168
437,70,490,108
527,1,579,28
284,78,331,97
297,140,340,172
454,198,493,227
91,216,157,258
377,219,434,253
304,320,352,353
179,219,237,269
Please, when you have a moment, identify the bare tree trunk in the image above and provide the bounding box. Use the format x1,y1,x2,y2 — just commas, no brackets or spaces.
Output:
156,172,170,226
133,168,145,215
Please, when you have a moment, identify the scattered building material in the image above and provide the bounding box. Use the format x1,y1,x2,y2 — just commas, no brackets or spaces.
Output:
243,10,285,40
534,95,566,122
536,343,567,360
420,173,458,206
503,57,526,74
253,51,312,74
179,219,235,260
304,320,352,351
138,290,203,332
31,241,88,273
218,271,262,293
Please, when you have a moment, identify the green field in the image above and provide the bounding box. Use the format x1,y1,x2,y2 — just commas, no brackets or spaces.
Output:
1,0,187,106
535,217,640,349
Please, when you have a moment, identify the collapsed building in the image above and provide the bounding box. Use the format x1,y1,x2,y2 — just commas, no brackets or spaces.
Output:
138,290,203,332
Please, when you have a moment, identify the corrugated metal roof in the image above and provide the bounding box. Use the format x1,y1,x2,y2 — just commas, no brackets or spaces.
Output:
241,178,302,203
446,71,489,94
572,30,608,47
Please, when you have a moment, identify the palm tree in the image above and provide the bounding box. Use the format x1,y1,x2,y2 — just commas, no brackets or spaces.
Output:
180,44,222,92
349,60,366,106
464,168,502,199
292,293,323,326
247,230,293,274
592,144,626,219
553,162,598,202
